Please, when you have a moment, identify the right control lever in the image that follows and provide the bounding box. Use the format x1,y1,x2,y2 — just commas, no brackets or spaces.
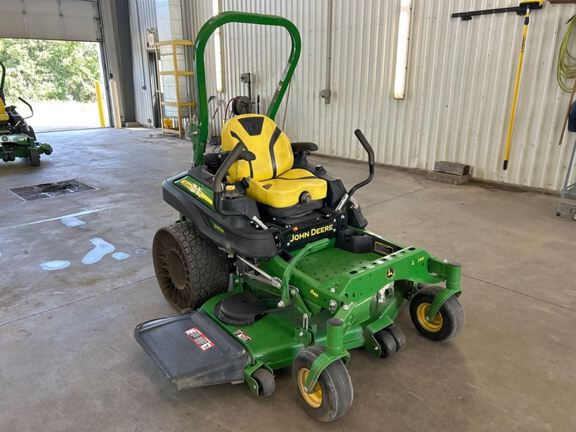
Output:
335,129,375,212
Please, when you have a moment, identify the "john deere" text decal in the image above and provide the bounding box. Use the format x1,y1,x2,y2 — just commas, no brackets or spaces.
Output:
175,176,214,207
288,223,334,243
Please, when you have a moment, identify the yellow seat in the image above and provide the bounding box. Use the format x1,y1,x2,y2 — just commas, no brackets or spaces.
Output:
0,97,9,123
221,114,327,209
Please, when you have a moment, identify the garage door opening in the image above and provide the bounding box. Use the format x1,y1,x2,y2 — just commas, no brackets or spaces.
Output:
0,38,109,132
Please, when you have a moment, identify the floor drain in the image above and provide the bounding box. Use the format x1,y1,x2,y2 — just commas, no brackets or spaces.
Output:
10,179,96,201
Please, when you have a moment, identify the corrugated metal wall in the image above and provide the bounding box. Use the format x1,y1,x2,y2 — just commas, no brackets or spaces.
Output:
184,0,576,191
129,0,157,127
0,0,100,42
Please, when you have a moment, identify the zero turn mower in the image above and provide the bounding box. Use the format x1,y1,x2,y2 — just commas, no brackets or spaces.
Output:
135,12,464,422
0,62,52,166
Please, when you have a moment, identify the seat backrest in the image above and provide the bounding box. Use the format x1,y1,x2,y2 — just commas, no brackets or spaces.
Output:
221,114,293,182
0,95,9,123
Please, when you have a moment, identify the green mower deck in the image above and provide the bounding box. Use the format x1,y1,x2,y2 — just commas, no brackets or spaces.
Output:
201,236,461,389
0,133,52,166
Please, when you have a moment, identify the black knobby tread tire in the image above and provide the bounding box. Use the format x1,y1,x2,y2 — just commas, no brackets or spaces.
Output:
153,221,229,311
252,368,275,398
409,286,464,343
385,324,406,352
27,126,36,140
29,148,40,167
373,329,397,359
292,345,353,422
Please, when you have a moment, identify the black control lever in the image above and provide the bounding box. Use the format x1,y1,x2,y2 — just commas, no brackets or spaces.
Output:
0,62,5,92
212,140,265,228
18,97,34,119
213,142,250,193
335,129,375,212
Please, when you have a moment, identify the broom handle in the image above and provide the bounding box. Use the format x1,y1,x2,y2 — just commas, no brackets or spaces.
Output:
503,9,531,171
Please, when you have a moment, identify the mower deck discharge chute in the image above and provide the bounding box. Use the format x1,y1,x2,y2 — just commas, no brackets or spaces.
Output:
135,11,464,422
0,62,52,166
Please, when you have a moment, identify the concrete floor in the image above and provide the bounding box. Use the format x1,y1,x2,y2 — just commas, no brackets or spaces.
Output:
0,128,575,432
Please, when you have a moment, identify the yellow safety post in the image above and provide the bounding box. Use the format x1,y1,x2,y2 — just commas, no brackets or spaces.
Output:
95,81,106,127
502,8,531,171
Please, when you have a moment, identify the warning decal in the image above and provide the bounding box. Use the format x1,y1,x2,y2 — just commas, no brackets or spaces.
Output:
185,327,215,351
234,329,251,342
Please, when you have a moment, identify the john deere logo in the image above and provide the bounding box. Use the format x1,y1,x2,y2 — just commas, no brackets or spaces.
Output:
386,268,395,279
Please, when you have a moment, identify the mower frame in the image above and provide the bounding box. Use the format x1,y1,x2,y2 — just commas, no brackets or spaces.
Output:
190,11,301,166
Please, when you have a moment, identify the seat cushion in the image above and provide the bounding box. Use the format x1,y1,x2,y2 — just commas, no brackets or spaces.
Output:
247,168,327,208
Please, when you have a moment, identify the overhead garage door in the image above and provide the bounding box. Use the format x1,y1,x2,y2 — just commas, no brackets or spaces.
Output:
0,0,100,42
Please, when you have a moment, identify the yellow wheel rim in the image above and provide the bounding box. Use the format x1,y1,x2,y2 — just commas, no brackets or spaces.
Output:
297,368,323,408
416,303,443,333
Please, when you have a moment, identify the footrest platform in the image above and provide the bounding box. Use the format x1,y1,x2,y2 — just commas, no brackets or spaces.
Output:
135,311,248,389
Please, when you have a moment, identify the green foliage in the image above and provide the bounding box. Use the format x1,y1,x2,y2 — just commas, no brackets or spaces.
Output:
0,39,101,103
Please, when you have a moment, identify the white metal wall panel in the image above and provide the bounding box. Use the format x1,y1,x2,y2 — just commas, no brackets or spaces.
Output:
185,0,576,191
129,0,157,127
0,0,100,42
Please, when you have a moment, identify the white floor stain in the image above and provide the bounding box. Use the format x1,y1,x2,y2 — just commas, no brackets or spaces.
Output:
60,216,86,227
40,260,71,271
112,252,130,261
0,206,113,231
81,238,115,265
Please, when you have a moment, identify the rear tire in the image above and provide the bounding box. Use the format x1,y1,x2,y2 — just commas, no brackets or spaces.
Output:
152,221,229,311
292,345,353,422
29,148,40,167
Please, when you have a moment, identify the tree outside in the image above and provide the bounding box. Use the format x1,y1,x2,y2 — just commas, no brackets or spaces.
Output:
0,39,105,130
0,38,101,103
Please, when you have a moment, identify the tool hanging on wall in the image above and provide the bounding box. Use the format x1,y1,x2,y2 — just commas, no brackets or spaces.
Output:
452,1,544,170
556,15,576,147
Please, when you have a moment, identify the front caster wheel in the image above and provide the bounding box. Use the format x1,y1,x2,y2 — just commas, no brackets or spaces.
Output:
410,286,464,342
292,345,353,422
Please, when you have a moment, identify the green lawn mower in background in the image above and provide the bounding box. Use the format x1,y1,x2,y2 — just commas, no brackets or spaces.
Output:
135,12,464,422
0,62,52,166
